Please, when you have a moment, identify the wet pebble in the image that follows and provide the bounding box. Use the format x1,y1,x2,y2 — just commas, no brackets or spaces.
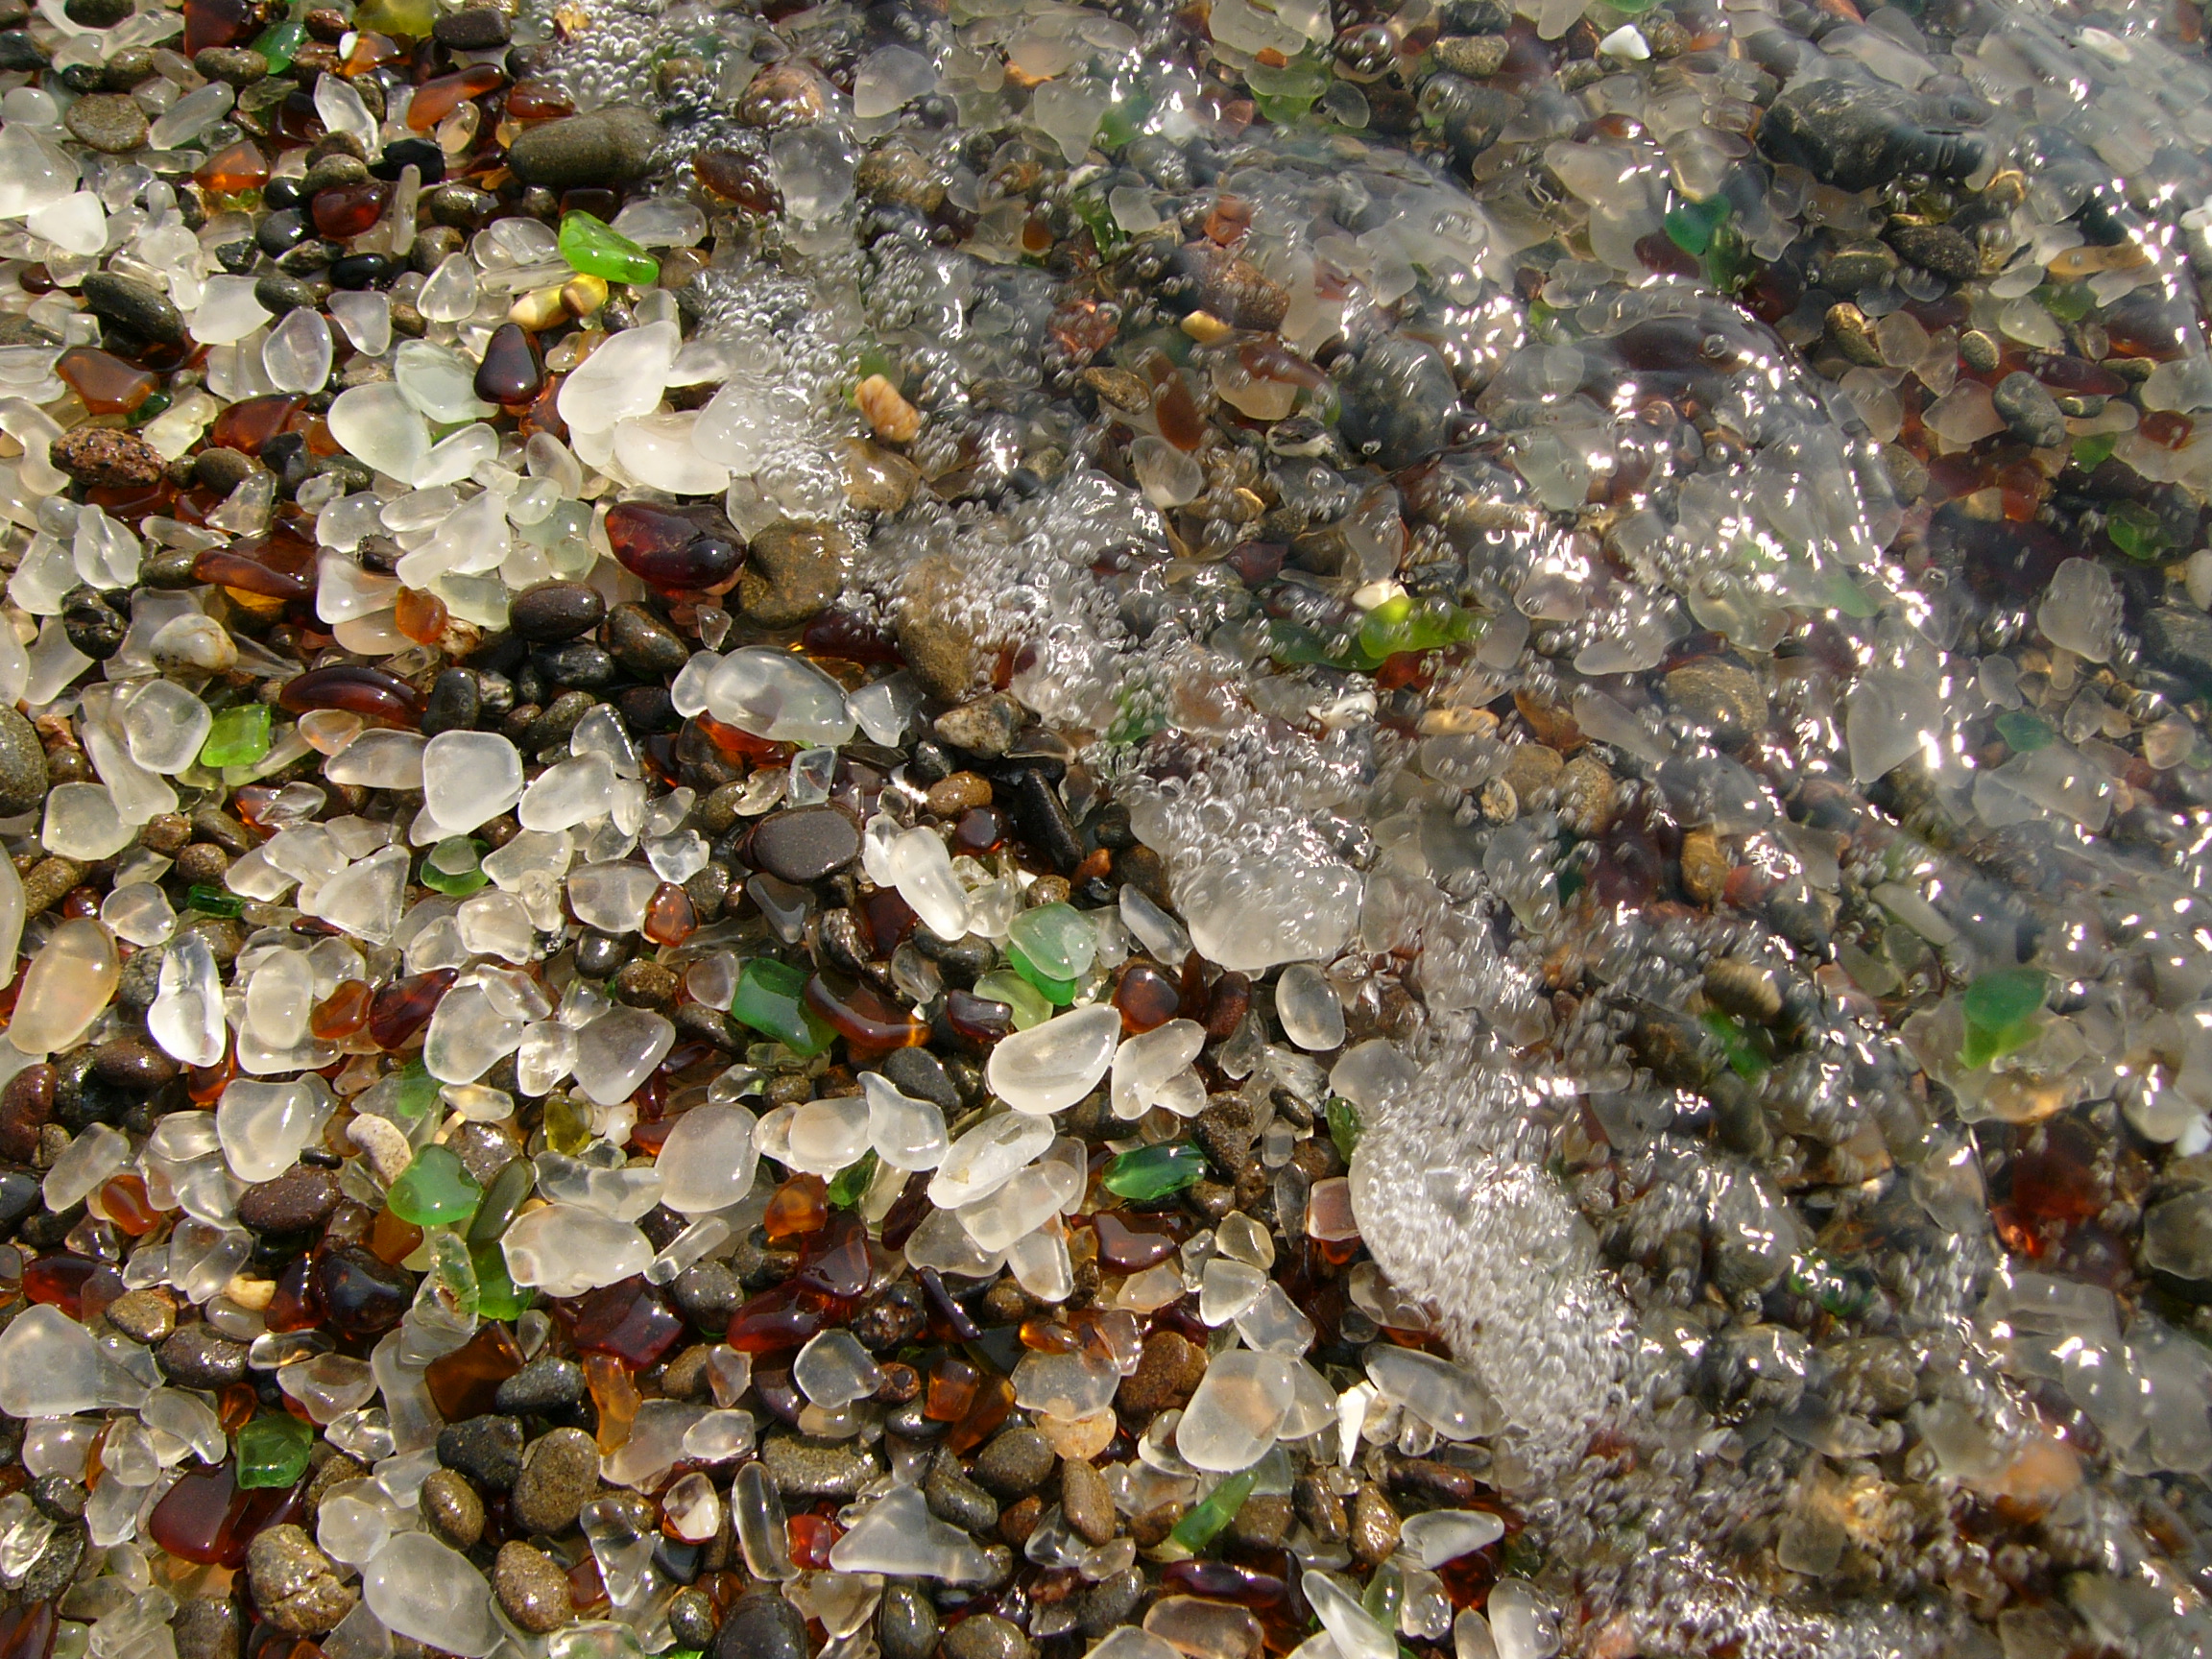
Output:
509,1427,602,1530
420,1468,485,1550
493,1541,574,1632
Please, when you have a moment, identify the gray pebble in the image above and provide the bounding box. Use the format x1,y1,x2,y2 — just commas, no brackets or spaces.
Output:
1074,1566,1142,1637
738,521,847,627
712,1590,809,1659
17,1523,82,1602
507,105,660,190
438,1414,525,1490
667,1588,719,1650
156,1324,249,1389
63,91,148,153
509,1427,601,1532
81,271,185,346
761,1431,880,1498
878,1584,940,1659
1992,371,2067,448
247,1526,356,1635
925,1450,999,1535
103,1287,175,1344
971,1427,1053,1497
932,694,1023,758
0,707,48,817
492,1541,574,1633
431,5,509,45
495,1355,587,1414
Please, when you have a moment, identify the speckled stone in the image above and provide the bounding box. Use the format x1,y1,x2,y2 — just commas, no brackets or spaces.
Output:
0,708,49,817
156,1324,249,1388
972,1427,1053,1497
492,1541,573,1632
247,1525,356,1635
420,1469,484,1550
102,1286,175,1344
509,1427,601,1532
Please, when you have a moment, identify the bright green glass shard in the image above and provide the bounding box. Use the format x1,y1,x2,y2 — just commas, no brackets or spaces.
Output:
186,884,244,918
201,705,272,769
1959,967,2050,1069
390,1058,441,1121
234,1413,315,1489
1169,1467,1255,1552
1327,1097,1361,1164
472,1241,530,1320
730,958,835,1056
421,836,489,896
1102,1142,1208,1201
385,1144,483,1226
974,969,1053,1029
2108,499,2170,562
829,1150,878,1210
559,211,660,285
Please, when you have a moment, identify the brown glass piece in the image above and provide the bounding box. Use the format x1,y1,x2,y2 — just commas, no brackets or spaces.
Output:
1112,962,1181,1033
367,967,457,1047
147,1460,303,1567
407,65,503,131
473,324,543,405
423,1323,523,1420
278,664,425,729
56,348,157,416
311,182,392,241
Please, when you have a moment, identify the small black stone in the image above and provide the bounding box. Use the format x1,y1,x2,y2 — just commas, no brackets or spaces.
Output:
508,580,604,643
256,211,312,258
531,640,616,690
494,1356,587,1414
81,272,184,346
437,1414,525,1489
421,667,483,736
1992,371,2066,448
328,253,397,289
432,5,509,45
156,1324,251,1389
606,604,689,677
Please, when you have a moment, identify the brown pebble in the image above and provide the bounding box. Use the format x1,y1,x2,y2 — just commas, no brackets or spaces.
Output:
420,1469,484,1550
1349,1483,1402,1568
1059,1456,1115,1546
50,426,165,487
1118,1331,1206,1415
21,857,84,915
492,1541,574,1633
925,771,993,818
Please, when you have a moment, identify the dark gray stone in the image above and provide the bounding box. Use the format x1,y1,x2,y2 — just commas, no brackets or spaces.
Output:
925,1449,998,1535
432,5,509,45
495,1355,587,1414
942,1615,1029,1659
878,1585,940,1659
63,91,147,152
82,271,185,344
2144,607,2212,695
747,805,860,883
510,581,606,643
438,1414,525,1490
1992,371,2066,448
1756,78,1983,193
156,1324,250,1388
507,106,661,190
759,1431,878,1497
0,706,50,818
712,1590,809,1659
1337,335,1457,472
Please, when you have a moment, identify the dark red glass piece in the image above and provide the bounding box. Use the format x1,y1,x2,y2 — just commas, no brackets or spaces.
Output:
568,1277,685,1369
182,0,254,55
603,503,742,589
193,549,314,600
313,1245,414,1337
22,1255,103,1319
1112,962,1181,1034
943,989,1014,1046
0,1601,56,1659
147,1461,304,1567
368,968,457,1048
265,1254,322,1334
311,182,392,241
803,973,926,1056
727,1283,828,1355
473,324,544,405
209,395,306,456
277,664,425,729
1093,1213,1179,1271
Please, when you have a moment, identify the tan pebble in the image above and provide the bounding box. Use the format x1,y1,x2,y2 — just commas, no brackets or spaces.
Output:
224,1275,276,1310
509,286,567,329
856,373,922,444
347,1113,413,1183
1681,828,1728,904
561,274,609,317
1179,309,1233,344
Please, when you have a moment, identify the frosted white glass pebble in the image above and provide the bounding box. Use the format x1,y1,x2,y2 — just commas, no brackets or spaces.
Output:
0,1305,103,1419
887,826,971,940
122,679,213,775
987,1004,1121,1115
216,1079,331,1183
362,1533,501,1659
42,782,131,859
655,1103,759,1214
1177,1349,1298,1471
862,1071,947,1170
928,1112,1054,1208
501,1204,653,1297
422,732,524,833
10,917,118,1054
1110,1019,1204,1120
1362,1344,1500,1440
792,1329,883,1408
704,648,856,747
1401,1510,1505,1568
572,1007,675,1106
828,1484,994,1581
1274,964,1346,1051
